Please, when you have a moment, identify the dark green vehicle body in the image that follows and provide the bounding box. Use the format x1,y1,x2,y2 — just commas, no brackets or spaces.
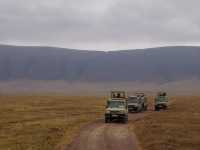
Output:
155,92,168,111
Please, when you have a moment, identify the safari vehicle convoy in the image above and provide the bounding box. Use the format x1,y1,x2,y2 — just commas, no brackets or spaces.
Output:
105,91,169,123
105,91,128,123
127,93,148,113
155,92,168,111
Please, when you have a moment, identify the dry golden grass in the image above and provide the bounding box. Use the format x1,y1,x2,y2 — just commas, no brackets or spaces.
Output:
130,96,200,150
2,95,200,150
0,95,105,150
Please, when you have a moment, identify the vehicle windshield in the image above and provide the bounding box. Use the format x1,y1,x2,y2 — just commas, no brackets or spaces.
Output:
128,97,138,103
107,101,125,108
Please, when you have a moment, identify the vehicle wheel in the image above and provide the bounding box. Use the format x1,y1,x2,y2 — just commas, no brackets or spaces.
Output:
122,117,128,124
122,118,125,123
140,107,143,112
142,104,145,111
126,116,128,123
105,117,110,123
155,106,159,111
163,105,167,110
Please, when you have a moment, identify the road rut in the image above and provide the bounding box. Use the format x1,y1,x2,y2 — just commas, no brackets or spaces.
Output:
66,113,147,150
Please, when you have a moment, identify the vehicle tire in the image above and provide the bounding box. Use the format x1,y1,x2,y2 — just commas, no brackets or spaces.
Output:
155,106,159,111
122,116,128,124
105,117,110,123
126,116,128,123
122,118,125,123
142,104,145,111
140,106,143,112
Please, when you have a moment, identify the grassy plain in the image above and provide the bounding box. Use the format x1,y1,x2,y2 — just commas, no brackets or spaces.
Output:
130,96,200,150
0,95,105,150
1,95,200,150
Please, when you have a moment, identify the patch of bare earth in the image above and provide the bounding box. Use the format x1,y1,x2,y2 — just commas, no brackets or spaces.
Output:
66,113,146,150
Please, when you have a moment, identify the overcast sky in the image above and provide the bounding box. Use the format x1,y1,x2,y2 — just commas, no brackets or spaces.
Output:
0,0,200,50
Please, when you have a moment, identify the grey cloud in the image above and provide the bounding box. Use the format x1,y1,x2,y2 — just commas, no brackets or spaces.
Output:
0,0,200,50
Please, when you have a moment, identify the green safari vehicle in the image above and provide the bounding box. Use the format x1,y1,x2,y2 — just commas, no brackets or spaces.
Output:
155,92,168,111
105,91,128,123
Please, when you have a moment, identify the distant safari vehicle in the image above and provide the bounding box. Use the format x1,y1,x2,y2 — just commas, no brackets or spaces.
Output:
128,93,148,112
136,93,148,111
105,91,128,123
128,96,143,112
155,92,168,111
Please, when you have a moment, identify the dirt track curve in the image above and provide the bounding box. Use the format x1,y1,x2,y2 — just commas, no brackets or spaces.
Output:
65,112,148,150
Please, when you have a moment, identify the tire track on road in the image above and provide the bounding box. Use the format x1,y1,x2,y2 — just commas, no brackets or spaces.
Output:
66,113,147,150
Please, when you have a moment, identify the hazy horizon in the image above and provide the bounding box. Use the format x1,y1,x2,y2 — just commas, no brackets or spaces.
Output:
1,43,200,51
0,79,199,96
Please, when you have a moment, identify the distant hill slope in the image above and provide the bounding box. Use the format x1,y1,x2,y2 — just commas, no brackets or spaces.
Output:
0,45,200,82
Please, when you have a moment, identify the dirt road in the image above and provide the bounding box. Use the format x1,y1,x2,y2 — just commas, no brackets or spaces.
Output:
66,113,147,150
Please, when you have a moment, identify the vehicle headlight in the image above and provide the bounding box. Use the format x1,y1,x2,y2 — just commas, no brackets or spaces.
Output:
119,110,125,114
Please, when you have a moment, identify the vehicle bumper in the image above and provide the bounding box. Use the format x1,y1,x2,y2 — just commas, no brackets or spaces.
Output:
155,103,167,108
105,113,126,119
128,106,138,111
